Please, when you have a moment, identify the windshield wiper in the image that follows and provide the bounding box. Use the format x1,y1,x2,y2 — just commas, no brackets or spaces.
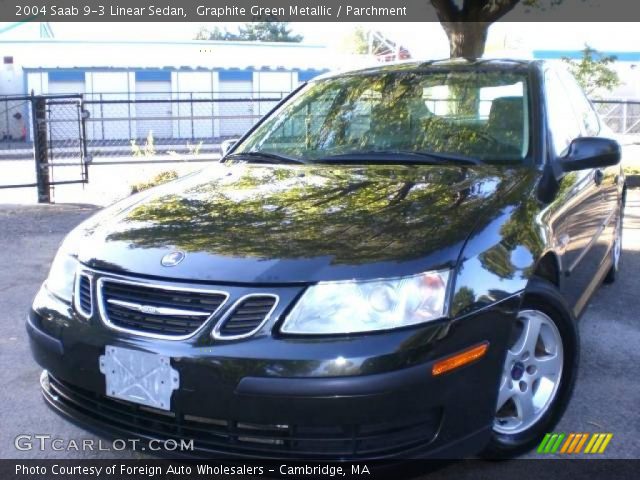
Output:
225,151,308,165
316,150,481,166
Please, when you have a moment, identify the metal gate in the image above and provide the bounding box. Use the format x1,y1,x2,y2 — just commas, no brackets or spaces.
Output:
0,94,89,202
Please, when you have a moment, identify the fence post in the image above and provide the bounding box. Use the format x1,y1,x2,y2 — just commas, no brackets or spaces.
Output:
31,95,51,203
190,92,194,140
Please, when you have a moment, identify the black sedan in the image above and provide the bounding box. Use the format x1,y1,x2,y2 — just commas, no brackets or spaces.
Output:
28,59,625,459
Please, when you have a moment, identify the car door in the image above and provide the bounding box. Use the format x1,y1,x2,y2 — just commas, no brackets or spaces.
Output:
545,68,609,314
558,69,620,297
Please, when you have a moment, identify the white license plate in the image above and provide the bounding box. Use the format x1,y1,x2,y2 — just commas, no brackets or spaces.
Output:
99,345,180,411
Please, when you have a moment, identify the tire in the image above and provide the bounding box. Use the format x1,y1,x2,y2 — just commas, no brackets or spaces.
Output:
481,277,579,458
604,198,624,284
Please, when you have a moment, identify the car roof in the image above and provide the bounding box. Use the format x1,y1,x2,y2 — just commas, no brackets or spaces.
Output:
316,58,543,81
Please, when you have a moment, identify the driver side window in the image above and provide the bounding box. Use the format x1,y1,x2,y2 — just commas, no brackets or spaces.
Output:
545,69,582,156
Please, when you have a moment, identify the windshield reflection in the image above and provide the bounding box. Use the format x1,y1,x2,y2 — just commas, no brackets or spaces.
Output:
234,70,530,164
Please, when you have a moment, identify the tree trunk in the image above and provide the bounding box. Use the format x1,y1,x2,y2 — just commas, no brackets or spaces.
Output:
443,22,489,59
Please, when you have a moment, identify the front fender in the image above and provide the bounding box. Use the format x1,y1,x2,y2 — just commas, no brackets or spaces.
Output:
450,176,553,318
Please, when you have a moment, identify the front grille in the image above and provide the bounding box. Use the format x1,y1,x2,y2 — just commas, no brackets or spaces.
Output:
99,279,227,337
216,295,277,338
46,375,441,459
76,274,92,316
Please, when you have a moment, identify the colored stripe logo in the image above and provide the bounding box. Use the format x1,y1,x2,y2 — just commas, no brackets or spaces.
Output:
538,433,613,454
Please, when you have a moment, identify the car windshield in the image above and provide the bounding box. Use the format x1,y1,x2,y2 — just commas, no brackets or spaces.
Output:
233,69,531,164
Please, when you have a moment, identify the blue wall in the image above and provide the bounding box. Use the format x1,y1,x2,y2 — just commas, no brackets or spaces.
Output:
534,50,640,61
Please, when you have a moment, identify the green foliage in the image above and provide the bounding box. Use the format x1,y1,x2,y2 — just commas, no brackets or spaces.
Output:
562,45,620,96
194,26,212,40
195,22,303,42
187,140,203,156
132,132,204,160
339,27,399,55
340,26,369,54
168,140,203,158
130,170,179,194
130,131,156,158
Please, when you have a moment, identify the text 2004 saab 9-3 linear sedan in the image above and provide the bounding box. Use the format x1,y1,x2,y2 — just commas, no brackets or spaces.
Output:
28,59,625,459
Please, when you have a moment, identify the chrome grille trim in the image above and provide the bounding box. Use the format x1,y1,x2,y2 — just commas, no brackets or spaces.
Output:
96,276,229,341
212,293,280,341
74,271,93,319
106,299,212,317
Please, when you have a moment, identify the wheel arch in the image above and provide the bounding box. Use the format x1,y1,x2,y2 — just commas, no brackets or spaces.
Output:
530,250,562,290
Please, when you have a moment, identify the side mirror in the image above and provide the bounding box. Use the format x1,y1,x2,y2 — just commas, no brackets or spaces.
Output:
221,138,239,158
561,137,621,172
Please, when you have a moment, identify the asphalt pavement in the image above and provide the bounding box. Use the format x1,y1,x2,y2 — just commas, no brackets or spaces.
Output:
0,191,638,469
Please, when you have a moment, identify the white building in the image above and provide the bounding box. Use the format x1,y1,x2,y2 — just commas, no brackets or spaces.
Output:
0,39,367,141
0,39,358,98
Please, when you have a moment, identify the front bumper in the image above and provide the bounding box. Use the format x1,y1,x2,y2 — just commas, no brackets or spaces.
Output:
28,284,520,460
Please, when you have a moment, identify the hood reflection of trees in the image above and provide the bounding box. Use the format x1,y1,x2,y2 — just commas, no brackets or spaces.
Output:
106,164,535,266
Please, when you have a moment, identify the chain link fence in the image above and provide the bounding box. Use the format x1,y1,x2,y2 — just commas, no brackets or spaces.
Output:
4,95,639,161
0,92,290,202
593,100,640,136
45,98,87,162
1,94,639,204
0,92,288,162
0,96,32,159
82,92,286,162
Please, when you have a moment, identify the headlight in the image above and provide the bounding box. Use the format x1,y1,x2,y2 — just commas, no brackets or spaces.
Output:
45,243,78,303
281,270,450,335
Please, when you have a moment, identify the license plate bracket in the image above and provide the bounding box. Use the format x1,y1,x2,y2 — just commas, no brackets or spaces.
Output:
99,345,179,411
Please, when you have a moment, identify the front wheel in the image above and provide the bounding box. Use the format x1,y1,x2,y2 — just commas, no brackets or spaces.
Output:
482,278,579,458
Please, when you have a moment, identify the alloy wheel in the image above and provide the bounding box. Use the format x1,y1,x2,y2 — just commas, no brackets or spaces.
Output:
494,309,564,434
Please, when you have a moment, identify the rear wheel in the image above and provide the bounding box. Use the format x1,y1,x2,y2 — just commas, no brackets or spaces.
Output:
482,278,579,458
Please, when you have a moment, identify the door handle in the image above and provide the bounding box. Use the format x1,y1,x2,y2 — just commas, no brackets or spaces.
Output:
594,169,604,186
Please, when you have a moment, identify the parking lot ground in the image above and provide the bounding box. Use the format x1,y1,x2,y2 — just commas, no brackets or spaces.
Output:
0,191,639,467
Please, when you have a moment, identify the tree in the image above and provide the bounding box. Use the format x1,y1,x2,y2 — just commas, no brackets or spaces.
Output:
430,0,522,58
195,22,303,42
340,26,370,54
340,27,410,59
562,45,620,96
238,22,303,42
195,26,237,41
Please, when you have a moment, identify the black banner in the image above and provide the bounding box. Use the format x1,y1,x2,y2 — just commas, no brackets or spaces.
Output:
1,459,639,480
3,0,640,22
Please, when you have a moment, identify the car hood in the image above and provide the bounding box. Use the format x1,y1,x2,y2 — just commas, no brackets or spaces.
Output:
74,163,533,284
